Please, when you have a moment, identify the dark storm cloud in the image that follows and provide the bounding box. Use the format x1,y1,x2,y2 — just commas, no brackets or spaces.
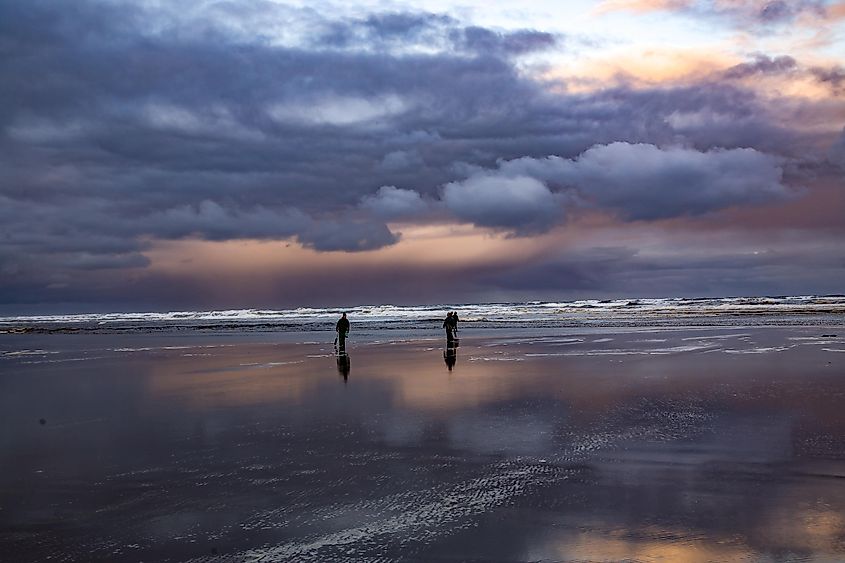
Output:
0,195,395,257
53,252,152,271
723,54,797,79
142,202,313,241
297,218,399,252
0,0,836,308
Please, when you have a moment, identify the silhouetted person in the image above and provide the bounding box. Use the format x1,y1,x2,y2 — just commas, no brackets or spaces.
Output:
336,312,350,352
444,346,457,371
443,312,455,342
443,311,459,342
337,354,351,381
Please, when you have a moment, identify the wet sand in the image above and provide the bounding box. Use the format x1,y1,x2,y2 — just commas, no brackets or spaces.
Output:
2,326,845,561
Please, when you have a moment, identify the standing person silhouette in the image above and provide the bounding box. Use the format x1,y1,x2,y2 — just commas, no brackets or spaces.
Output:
443,312,455,343
336,312,350,353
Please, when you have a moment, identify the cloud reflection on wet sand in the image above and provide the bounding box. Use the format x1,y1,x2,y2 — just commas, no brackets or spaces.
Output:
3,327,845,561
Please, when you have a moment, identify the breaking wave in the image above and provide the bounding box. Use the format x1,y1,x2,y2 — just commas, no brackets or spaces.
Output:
1,296,844,334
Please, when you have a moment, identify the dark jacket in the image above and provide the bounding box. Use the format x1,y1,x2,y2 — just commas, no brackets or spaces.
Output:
336,317,350,334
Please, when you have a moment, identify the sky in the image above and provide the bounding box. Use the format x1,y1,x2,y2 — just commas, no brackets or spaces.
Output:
1,0,844,313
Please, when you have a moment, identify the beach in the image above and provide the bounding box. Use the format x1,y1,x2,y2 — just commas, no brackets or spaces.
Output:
5,0,845,559
2,323,845,561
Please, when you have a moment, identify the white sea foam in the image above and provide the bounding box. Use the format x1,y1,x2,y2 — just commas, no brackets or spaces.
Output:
467,356,524,362
723,346,793,354
3,349,60,356
21,356,109,364
524,344,716,357
238,360,305,368
682,333,751,341
788,336,841,345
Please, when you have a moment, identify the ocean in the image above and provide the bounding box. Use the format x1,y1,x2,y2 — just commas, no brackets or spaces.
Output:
2,295,844,334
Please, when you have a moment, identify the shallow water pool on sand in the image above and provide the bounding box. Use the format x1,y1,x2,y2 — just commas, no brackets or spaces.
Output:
2,326,845,562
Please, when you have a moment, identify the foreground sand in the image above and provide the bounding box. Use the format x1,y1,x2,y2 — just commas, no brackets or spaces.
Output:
2,326,845,561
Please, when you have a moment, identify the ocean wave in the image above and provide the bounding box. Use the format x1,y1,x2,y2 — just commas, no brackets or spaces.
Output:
1,296,843,334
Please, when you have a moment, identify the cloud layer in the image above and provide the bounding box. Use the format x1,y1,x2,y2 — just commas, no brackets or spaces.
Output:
0,0,842,309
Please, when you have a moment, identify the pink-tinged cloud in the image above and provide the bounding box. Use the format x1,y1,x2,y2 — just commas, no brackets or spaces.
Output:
595,0,833,27
823,1,845,19
594,0,691,15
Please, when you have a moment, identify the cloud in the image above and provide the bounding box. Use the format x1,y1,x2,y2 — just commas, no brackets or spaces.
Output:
360,186,428,219
594,0,692,15
313,11,457,51
830,1,845,20
723,54,798,79
54,252,152,271
0,0,836,309
312,10,558,57
143,201,313,241
139,202,401,253
727,1,826,25
267,95,409,127
361,11,455,41
488,143,792,220
594,0,828,27
297,219,399,252
454,27,558,56
378,150,424,171
810,65,845,95
442,175,562,233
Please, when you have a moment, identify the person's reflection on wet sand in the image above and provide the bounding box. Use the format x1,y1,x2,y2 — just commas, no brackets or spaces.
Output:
444,342,457,371
336,353,351,381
